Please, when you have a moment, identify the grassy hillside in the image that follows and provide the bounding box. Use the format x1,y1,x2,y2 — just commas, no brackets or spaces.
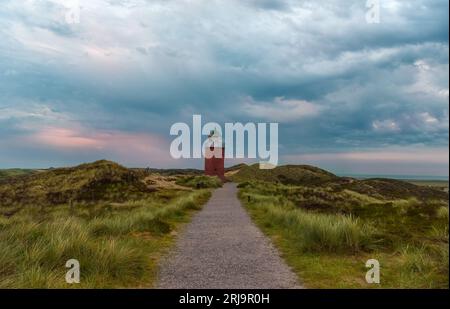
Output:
0,169,37,181
238,179,448,288
230,163,447,201
231,163,448,288
0,160,212,288
405,179,448,190
0,160,153,208
2,160,447,288
338,178,448,200
231,163,338,185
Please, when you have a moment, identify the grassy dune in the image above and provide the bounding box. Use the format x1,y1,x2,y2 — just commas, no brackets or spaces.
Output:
406,180,449,190
0,189,211,288
1,160,447,288
0,161,214,288
238,181,448,288
0,169,36,181
231,163,337,185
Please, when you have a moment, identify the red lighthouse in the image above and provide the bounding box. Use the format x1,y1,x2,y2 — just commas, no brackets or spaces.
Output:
204,129,225,181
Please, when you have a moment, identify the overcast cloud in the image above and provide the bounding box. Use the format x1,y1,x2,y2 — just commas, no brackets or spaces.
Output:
0,0,448,175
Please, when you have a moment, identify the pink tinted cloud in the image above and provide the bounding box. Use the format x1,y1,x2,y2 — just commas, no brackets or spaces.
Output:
27,126,175,166
33,127,102,149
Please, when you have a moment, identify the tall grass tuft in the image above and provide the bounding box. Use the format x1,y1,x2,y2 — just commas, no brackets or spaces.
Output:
88,190,210,237
262,203,375,253
0,189,211,288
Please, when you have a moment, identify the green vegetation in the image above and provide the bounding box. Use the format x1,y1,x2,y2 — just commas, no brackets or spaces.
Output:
0,160,211,288
175,175,223,189
238,180,448,288
1,160,447,288
0,169,36,181
339,178,448,200
405,179,448,190
232,164,447,200
231,164,337,185
0,160,153,208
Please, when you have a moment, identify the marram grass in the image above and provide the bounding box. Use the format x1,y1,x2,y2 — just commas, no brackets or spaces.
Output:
0,189,211,288
239,181,448,288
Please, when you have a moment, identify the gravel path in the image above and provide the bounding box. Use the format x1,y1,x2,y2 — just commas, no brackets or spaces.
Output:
157,183,301,289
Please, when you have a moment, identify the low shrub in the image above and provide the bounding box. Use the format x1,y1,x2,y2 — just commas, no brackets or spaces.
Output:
262,203,375,253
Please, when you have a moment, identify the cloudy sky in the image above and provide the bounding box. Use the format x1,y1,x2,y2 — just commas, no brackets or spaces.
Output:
0,0,448,176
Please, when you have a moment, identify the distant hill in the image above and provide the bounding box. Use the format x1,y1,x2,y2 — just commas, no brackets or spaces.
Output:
230,163,338,186
0,160,151,206
230,163,448,201
0,169,37,181
225,163,248,172
338,178,448,200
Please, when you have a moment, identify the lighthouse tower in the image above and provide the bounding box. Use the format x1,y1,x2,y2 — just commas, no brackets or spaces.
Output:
204,129,225,181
